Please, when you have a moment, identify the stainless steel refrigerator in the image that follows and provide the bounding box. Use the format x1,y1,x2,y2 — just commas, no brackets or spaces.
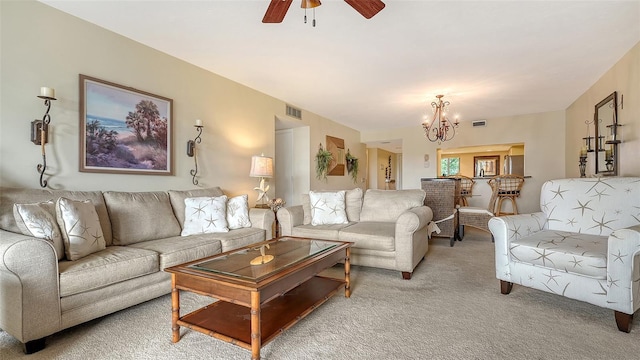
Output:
503,155,524,176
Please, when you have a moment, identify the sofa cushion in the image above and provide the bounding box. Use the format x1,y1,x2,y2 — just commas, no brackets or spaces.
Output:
510,230,607,279
182,196,229,235
360,189,425,223
56,197,106,261
302,188,363,224
13,201,65,260
104,191,181,245
291,223,353,241
227,194,252,230
58,246,159,297
0,187,112,245
309,190,349,225
338,221,395,251
168,187,224,227
128,234,223,269
211,227,266,252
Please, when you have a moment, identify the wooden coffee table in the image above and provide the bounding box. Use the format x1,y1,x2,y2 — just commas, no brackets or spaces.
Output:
165,236,352,360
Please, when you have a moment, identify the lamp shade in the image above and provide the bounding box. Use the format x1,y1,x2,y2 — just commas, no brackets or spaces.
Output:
249,155,274,178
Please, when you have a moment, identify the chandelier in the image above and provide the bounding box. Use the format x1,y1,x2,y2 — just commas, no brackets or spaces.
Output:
422,95,459,143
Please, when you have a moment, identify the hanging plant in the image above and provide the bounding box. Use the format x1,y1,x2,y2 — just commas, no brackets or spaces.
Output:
315,143,333,181
345,149,359,183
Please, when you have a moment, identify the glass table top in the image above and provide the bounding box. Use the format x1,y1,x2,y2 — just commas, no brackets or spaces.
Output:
188,237,340,281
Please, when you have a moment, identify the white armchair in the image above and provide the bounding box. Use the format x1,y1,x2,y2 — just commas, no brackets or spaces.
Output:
489,177,640,332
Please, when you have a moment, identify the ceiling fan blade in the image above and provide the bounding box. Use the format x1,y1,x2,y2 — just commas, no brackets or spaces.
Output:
262,0,293,23
344,0,385,19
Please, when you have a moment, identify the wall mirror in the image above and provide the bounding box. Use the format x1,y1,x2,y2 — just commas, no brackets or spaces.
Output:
594,91,618,175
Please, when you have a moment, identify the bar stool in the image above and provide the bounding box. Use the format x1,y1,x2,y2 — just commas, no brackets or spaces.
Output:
444,175,475,206
456,175,475,206
488,175,525,216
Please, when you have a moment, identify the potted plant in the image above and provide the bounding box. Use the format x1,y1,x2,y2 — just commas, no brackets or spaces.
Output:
315,143,333,181
345,149,359,183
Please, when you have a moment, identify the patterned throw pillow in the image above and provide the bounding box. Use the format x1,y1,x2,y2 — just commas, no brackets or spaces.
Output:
227,194,252,230
181,196,229,236
309,190,349,226
13,201,65,260
55,197,106,261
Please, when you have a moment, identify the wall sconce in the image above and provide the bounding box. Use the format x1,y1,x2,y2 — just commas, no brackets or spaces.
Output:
187,119,203,185
31,87,56,188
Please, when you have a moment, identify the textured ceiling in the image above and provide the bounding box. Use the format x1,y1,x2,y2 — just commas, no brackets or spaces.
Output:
40,0,640,136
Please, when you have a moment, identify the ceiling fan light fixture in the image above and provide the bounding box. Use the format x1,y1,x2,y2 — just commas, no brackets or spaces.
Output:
301,0,320,26
301,0,321,9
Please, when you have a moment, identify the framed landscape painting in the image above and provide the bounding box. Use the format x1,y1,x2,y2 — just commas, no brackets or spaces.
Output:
79,75,173,175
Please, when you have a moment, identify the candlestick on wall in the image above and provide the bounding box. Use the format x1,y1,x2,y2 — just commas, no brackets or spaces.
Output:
31,87,56,188
187,119,204,185
578,155,587,178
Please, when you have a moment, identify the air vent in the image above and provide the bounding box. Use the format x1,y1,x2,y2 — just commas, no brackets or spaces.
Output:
286,104,302,120
472,120,487,127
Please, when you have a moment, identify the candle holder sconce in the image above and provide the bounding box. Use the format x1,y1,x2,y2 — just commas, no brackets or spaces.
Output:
187,121,204,185
581,119,595,153
578,155,587,178
32,87,57,188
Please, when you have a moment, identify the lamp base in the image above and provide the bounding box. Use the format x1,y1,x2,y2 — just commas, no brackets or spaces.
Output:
250,255,274,265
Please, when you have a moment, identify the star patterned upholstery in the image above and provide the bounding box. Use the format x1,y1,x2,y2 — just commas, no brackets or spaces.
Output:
489,177,640,332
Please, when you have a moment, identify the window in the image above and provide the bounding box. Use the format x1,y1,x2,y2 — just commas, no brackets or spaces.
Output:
440,157,460,176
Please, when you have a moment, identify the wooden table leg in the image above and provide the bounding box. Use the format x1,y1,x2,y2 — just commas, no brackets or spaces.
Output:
345,247,351,298
171,274,180,343
250,291,261,360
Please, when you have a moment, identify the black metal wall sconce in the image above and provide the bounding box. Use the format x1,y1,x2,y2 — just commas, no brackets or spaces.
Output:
187,119,203,185
31,87,57,187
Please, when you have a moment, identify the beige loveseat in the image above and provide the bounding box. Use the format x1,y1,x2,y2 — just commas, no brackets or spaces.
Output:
0,187,274,353
277,188,433,280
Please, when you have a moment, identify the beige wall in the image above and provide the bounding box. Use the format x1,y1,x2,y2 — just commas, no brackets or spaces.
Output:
0,1,364,204
565,41,640,177
362,110,567,214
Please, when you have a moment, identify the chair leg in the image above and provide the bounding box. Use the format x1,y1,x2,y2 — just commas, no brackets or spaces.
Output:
496,197,505,216
401,271,412,280
615,311,633,333
511,196,518,215
500,280,513,294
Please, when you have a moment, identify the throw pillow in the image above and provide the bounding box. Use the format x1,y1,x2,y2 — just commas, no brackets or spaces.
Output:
55,197,106,261
227,194,252,230
181,196,229,236
309,190,349,226
303,188,363,224
13,201,65,260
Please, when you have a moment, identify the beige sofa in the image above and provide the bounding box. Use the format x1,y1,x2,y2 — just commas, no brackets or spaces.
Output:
0,186,274,353
277,188,433,280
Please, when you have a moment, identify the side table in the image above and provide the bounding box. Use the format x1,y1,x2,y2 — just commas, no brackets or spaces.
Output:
255,204,279,238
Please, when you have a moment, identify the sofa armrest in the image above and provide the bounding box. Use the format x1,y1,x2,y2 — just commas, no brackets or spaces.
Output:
249,208,275,239
276,205,304,236
0,230,61,343
489,212,547,282
607,225,640,314
394,206,433,272
396,206,433,234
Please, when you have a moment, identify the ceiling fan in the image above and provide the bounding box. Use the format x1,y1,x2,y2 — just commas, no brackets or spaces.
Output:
262,0,386,24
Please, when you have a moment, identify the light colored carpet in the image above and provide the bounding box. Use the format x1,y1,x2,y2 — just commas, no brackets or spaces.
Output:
2,228,640,360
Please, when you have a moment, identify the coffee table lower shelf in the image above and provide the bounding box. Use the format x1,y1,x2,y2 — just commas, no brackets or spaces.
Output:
177,276,345,350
